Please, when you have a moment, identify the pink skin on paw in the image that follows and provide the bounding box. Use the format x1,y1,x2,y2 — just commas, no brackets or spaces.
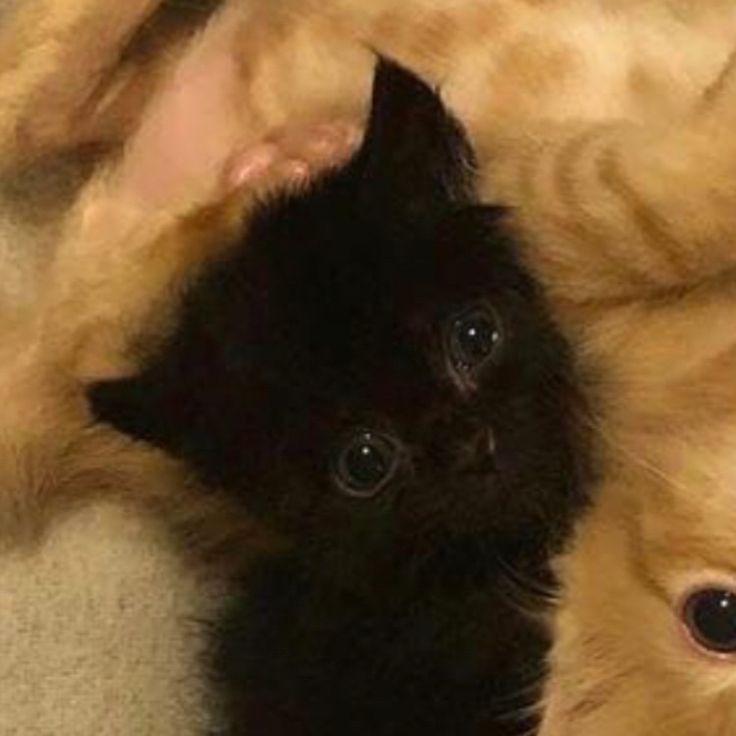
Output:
114,3,249,210
106,0,362,212
225,144,280,188
281,121,362,169
223,121,362,193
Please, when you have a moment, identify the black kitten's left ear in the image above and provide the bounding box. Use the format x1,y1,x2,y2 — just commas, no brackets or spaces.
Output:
87,375,164,447
352,57,476,221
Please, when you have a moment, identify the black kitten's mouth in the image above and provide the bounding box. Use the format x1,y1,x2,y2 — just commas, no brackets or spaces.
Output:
460,452,497,479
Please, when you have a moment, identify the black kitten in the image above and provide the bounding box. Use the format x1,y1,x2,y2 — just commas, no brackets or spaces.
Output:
89,60,587,736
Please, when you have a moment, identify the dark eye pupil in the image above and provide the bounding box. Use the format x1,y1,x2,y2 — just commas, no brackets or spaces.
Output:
455,316,497,362
344,442,388,489
684,588,736,653
333,431,401,498
448,307,502,372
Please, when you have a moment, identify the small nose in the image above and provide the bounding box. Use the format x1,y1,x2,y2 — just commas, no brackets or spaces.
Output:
422,412,497,474
453,426,497,474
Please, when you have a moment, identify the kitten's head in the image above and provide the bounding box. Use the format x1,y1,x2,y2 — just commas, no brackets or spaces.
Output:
89,60,583,591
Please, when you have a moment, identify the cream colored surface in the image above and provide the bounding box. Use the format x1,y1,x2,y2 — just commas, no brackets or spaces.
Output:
0,503,221,736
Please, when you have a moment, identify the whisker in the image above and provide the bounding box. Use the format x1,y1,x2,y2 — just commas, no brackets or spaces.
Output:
590,413,694,498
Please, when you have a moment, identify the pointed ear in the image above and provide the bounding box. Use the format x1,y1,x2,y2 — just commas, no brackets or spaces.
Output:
352,57,476,223
87,374,165,447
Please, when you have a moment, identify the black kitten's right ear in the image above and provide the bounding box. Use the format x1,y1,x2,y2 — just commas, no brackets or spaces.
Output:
351,57,476,224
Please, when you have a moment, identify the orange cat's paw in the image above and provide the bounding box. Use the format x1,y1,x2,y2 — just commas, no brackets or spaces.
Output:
225,121,362,191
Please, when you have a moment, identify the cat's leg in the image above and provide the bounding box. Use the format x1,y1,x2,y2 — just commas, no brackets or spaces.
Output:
20,1,271,379
479,94,736,315
0,0,178,166
0,0,236,166
0,0,218,328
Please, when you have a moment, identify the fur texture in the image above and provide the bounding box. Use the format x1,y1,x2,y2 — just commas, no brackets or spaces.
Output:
6,2,736,734
89,61,587,736
487,43,736,736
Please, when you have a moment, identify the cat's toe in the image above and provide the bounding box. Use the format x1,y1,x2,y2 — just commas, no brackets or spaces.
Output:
224,121,361,193
225,143,280,189
297,122,362,168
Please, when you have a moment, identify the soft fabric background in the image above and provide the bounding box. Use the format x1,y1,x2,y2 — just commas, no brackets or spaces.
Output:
0,504,220,735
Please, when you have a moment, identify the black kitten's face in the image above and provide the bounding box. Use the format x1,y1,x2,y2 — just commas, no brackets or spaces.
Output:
89,62,581,589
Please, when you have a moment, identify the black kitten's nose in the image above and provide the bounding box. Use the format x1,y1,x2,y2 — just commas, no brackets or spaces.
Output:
424,412,497,474
454,427,497,475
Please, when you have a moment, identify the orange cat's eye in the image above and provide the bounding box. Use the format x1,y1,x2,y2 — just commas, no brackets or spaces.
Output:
681,587,736,657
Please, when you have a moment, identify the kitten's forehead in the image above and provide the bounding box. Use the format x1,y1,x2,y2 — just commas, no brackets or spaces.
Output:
246,184,516,314
241,202,507,368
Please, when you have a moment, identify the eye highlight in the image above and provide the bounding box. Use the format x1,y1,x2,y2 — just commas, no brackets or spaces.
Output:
681,587,736,656
332,430,402,498
443,303,503,389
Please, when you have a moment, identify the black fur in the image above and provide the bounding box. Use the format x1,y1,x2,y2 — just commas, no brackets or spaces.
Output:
89,60,587,736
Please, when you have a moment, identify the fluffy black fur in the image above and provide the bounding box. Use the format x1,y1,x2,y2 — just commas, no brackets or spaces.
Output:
89,60,587,736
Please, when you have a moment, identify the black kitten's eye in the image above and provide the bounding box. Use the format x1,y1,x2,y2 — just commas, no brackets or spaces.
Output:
332,430,402,498
682,588,736,655
444,304,503,385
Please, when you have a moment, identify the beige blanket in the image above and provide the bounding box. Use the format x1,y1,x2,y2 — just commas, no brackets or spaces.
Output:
0,503,220,735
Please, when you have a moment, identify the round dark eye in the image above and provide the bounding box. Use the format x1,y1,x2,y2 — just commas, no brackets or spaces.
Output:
682,588,736,655
445,304,503,378
332,430,402,498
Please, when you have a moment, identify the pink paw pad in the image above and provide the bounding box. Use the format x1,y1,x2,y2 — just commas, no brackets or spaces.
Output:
224,121,362,192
